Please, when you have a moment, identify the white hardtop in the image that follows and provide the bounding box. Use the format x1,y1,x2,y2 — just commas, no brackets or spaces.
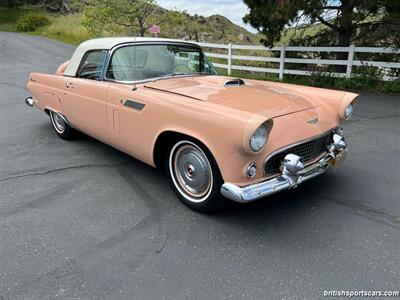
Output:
64,37,198,77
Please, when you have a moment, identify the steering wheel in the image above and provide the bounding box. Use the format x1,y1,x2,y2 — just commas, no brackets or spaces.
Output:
172,64,191,73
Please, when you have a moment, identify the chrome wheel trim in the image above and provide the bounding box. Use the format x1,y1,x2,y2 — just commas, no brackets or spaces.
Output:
50,111,66,134
169,141,213,203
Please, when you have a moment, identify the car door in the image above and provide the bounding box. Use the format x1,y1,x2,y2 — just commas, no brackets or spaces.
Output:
105,44,160,163
62,49,111,143
106,83,153,162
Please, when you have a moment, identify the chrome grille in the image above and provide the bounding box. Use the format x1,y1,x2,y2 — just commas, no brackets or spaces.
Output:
264,132,333,177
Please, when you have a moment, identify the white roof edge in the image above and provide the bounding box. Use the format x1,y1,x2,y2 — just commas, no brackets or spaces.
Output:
63,37,199,77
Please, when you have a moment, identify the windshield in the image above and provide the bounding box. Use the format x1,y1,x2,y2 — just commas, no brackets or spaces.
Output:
106,44,216,82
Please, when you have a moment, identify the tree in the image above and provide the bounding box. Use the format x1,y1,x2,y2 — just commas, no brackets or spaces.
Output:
0,0,20,9
243,0,400,49
40,0,72,14
83,0,171,37
0,0,39,9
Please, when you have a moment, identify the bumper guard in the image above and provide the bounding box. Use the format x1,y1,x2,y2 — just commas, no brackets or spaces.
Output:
221,132,347,203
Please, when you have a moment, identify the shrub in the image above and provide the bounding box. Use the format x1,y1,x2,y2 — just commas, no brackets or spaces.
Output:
38,14,93,45
16,14,51,32
380,80,400,93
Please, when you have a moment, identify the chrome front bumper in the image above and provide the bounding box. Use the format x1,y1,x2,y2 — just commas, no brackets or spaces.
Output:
221,132,347,203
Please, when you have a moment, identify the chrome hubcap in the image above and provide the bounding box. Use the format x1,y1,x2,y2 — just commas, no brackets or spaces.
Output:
186,164,195,178
51,111,66,133
171,142,213,202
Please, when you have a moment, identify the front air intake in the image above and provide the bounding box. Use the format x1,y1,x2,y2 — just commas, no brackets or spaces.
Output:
264,131,333,177
224,79,245,87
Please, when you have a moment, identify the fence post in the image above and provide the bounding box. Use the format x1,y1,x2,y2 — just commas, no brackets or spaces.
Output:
346,44,355,78
228,43,232,76
279,45,286,81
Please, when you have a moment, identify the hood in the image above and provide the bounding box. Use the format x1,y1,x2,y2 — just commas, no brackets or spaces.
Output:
144,75,317,118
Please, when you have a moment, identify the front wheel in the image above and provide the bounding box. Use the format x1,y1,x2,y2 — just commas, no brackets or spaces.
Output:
49,110,74,139
166,140,227,213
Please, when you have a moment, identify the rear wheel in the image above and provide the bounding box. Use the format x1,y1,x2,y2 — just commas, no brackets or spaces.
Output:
166,140,227,213
49,111,74,139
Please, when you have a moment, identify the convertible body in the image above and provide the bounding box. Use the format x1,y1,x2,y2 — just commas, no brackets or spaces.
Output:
26,37,358,211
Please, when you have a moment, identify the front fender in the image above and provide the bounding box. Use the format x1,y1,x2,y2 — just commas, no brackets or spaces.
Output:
151,121,262,184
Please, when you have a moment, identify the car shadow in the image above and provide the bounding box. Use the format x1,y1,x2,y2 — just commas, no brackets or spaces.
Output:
220,181,321,222
49,126,335,231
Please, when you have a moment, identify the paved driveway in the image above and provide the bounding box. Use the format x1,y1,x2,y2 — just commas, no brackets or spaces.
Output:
1,32,399,299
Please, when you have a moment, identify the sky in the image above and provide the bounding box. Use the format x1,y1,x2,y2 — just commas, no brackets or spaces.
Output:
157,0,257,33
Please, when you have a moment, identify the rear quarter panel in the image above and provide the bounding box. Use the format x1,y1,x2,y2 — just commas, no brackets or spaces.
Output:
27,73,68,113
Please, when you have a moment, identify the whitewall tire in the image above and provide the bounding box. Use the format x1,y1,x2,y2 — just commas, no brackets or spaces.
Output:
49,111,74,139
166,139,227,212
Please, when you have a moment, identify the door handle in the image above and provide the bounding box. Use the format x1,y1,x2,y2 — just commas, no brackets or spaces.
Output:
65,82,73,89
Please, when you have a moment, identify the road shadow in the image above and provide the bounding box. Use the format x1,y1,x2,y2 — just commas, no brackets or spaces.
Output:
34,121,348,233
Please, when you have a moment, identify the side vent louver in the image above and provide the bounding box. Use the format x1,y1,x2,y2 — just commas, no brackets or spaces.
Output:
124,100,145,111
224,79,245,87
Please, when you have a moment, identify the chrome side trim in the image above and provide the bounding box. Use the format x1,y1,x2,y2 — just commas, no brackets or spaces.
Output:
221,132,347,203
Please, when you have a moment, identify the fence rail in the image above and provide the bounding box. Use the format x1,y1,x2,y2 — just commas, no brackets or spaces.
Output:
196,42,400,81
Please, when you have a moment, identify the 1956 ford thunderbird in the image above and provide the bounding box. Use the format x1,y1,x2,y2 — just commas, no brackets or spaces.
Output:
26,37,358,212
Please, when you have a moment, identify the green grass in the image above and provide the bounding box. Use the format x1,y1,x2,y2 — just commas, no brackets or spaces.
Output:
0,6,34,31
0,7,99,44
35,13,93,45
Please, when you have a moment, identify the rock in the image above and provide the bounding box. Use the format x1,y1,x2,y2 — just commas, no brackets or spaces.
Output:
198,16,207,24
200,31,211,41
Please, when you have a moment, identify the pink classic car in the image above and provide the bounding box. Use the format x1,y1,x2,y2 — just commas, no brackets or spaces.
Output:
26,37,357,212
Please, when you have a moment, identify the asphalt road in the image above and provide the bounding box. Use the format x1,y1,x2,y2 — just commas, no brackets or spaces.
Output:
1,32,400,300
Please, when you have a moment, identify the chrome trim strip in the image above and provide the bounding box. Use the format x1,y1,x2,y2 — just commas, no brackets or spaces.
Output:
143,85,203,101
263,127,337,176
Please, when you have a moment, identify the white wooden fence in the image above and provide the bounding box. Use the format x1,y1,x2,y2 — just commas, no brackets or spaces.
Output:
196,42,400,81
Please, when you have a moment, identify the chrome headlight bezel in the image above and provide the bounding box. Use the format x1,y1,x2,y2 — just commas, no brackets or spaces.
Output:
242,118,274,155
250,124,268,152
344,104,354,120
249,120,273,153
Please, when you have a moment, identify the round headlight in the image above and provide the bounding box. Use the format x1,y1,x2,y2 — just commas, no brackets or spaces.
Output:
250,124,268,152
344,104,353,119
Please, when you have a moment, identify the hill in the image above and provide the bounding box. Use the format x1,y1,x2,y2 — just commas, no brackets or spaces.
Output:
0,5,258,45
175,13,258,44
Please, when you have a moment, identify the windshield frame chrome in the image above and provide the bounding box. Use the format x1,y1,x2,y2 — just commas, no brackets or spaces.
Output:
102,41,210,85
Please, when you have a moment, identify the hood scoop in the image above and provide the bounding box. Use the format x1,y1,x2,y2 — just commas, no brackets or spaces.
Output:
224,78,245,87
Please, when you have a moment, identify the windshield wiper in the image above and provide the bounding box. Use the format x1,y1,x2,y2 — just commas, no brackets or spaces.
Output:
152,72,187,82
152,72,208,82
